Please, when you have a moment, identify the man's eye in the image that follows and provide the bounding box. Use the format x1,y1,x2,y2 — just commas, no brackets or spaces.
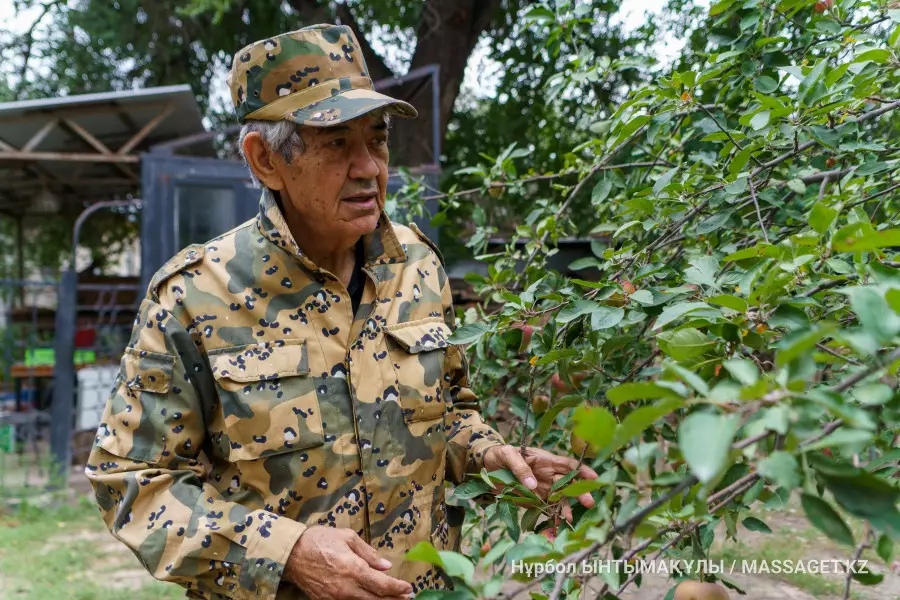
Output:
328,138,346,147
372,137,388,146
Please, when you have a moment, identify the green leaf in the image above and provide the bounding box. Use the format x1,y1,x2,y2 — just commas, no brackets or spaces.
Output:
438,551,475,583
406,541,445,567
817,468,900,539
653,302,713,330
482,538,515,565
707,294,749,313
742,517,772,533
758,452,801,490
658,328,715,360
710,0,735,15
840,285,900,341
523,6,555,23
696,210,733,235
653,168,679,195
809,201,838,234
555,479,607,498
750,111,770,130
558,299,600,323
539,394,582,436
755,75,778,93
723,359,758,385
449,322,492,344
665,361,710,396
631,289,654,304
451,479,492,500
803,429,874,452
591,306,625,330
834,225,900,252
877,534,894,564
800,494,855,547
799,60,828,106
853,383,894,406
535,348,580,365
611,398,683,453
496,501,520,541
787,178,808,195
607,382,682,406
573,405,616,451
729,147,751,178
678,412,738,483
775,324,837,366
854,48,892,63
592,179,613,204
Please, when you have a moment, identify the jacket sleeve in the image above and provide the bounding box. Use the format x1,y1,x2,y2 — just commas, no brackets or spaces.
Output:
439,269,506,485
85,297,305,600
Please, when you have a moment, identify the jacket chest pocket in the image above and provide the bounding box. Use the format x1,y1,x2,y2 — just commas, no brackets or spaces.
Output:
209,339,324,461
383,317,452,423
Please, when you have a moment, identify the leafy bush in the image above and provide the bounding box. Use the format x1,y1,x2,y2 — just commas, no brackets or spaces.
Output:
401,0,900,598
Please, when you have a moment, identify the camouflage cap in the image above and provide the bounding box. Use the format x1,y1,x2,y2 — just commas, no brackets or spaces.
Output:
227,24,417,126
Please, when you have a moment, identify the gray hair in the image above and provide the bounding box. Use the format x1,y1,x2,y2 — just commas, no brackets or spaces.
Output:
238,109,393,188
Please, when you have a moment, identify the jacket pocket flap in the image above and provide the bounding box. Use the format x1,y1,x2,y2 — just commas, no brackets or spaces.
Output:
209,338,308,382
123,348,175,393
384,317,452,354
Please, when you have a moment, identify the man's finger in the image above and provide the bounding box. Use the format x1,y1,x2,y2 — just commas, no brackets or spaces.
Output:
577,491,595,508
550,454,599,480
502,446,539,490
347,535,393,571
562,501,573,523
356,565,414,597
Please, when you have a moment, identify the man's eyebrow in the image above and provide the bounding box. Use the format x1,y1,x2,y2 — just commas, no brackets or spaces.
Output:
320,125,351,134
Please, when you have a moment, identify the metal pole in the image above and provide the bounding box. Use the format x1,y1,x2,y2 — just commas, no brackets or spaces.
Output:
16,215,24,308
50,199,141,488
430,64,441,166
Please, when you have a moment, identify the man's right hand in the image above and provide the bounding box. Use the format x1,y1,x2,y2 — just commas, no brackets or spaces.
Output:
284,526,414,599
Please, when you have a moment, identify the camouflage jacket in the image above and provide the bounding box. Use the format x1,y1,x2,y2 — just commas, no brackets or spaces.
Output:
85,191,505,599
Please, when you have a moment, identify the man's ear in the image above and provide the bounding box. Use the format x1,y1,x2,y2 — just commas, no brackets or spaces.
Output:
242,131,285,191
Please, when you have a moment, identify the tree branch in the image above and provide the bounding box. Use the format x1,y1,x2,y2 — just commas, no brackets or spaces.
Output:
333,3,395,81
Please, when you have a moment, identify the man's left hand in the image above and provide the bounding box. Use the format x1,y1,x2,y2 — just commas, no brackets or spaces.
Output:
482,445,599,522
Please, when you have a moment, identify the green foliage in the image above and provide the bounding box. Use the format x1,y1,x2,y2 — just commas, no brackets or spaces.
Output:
405,0,900,597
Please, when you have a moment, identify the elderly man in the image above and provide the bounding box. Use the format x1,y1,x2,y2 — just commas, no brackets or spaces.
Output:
86,24,597,600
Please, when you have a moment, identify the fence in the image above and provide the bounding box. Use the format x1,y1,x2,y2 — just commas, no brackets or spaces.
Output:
0,276,140,500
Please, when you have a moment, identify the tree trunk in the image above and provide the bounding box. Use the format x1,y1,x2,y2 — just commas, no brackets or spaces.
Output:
388,0,502,167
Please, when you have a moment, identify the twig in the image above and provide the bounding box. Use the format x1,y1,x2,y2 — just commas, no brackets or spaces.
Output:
698,104,763,167
844,182,900,211
816,343,863,366
520,367,536,454
747,174,770,243
843,524,872,600
801,275,858,297
819,175,830,202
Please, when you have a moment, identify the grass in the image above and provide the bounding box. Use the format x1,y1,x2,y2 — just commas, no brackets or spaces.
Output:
709,504,885,600
0,496,185,600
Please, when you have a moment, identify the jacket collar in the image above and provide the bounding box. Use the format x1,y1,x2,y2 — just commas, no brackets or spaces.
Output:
255,189,407,273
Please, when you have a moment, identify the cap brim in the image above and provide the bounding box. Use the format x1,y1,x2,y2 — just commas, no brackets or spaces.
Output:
286,88,417,126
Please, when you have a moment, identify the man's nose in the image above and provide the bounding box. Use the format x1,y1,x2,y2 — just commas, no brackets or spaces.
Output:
348,140,380,181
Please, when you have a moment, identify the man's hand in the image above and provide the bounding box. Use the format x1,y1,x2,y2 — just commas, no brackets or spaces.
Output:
284,526,413,599
483,445,599,522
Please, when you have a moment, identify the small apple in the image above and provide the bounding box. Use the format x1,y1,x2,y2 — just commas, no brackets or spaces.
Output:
531,394,550,415
823,448,834,458
673,581,731,600
814,0,833,12
488,182,504,198
825,157,837,168
512,323,535,353
540,526,557,542
570,431,598,459
481,541,492,554
551,373,573,394
622,280,636,295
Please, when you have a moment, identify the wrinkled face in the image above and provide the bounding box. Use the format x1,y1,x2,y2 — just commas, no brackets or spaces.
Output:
273,114,389,246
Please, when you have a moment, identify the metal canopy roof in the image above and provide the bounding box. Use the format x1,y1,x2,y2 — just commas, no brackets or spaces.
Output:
0,85,207,217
